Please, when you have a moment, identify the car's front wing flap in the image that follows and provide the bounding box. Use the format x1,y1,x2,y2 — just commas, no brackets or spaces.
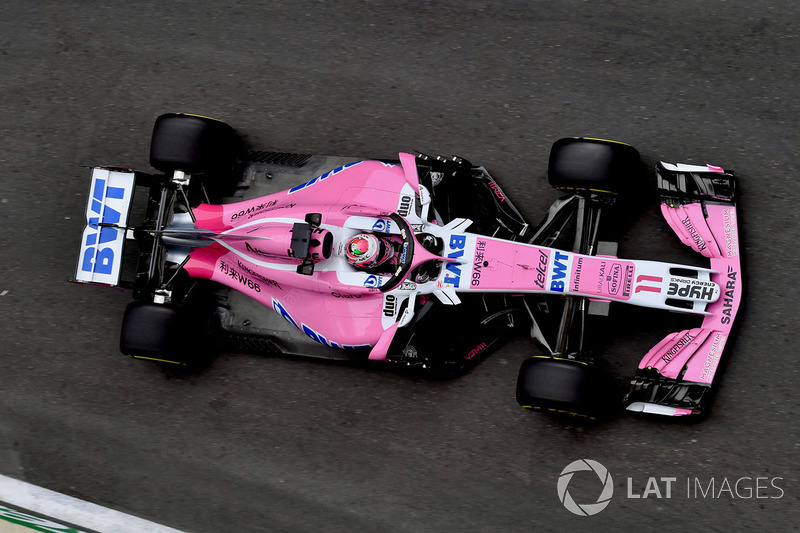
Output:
625,162,741,416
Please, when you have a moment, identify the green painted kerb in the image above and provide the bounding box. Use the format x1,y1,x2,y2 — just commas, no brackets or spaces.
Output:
0,504,85,533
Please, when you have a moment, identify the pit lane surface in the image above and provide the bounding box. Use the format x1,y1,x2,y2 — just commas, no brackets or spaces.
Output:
1,2,798,531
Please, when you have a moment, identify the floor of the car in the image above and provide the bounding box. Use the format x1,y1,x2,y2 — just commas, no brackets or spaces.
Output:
234,153,359,200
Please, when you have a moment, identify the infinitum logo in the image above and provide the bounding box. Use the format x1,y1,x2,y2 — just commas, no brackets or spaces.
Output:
557,459,614,516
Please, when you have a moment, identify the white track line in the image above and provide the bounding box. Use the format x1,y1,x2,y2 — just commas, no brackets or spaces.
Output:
0,475,184,533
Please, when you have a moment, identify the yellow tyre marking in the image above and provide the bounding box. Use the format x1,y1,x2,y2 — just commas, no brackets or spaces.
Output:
130,355,187,365
174,112,226,123
556,186,616,194
573,136,632,147
520,403,597,420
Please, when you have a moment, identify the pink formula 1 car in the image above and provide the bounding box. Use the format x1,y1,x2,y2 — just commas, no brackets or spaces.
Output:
75,113,741,420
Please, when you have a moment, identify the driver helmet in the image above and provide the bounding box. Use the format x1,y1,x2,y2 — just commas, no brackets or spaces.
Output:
345,233,394,269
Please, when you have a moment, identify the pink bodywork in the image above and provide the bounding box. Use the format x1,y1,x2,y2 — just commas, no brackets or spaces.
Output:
177,154,741,388
184,158,421,351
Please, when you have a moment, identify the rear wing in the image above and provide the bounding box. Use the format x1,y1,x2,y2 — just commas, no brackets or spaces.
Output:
74,167,136,286
625,162,741,416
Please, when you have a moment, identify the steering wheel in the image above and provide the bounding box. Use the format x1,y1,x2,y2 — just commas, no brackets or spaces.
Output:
379,213,415,292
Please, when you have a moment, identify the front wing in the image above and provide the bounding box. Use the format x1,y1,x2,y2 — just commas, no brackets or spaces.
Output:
625,162,741,416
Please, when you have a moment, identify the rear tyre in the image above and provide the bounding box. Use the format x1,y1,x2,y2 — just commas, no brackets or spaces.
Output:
120,301,203,366
548,138,642,194
516,357,619,421
150,113,239,173
150,113,242,201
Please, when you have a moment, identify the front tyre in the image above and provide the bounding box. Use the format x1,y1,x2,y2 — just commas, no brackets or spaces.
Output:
516,357,619,421
548,138,642,195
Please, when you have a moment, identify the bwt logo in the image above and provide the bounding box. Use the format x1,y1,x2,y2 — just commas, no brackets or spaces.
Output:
443,234,467,287
549,251,570,292
80,174,131,275
557,459,614,516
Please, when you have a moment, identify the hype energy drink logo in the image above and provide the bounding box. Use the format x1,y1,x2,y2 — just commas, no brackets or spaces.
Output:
76,168,135,285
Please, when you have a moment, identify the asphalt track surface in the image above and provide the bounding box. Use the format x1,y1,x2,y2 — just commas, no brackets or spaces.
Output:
1,2,798,532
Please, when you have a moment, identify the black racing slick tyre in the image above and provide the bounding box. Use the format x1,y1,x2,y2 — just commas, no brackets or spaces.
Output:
149,113,240,175
120,301,202,366
516,357,618,421
548,138,642,194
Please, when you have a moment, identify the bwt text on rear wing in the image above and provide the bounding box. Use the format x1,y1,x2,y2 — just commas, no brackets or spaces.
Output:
74,167,136,286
